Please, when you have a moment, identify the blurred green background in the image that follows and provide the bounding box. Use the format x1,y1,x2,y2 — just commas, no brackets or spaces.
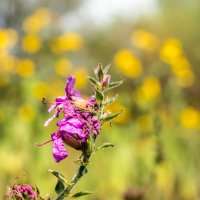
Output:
1,0,200,199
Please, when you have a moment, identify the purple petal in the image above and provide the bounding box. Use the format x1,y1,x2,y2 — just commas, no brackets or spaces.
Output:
65,75,75,95
48,104,57,113
63,100,75,116
88,96,96,103
71,89,82,97
51,132,68,162
59,118,84,136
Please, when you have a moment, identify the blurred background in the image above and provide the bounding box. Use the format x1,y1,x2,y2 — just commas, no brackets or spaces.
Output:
0,0,200,199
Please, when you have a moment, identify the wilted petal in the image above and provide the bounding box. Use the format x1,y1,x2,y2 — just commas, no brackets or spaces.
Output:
51,132,68,162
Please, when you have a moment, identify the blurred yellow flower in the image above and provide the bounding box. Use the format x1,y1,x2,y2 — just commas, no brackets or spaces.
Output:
114,49,142,78
0,55,18,73
137,114,153,133
160,38,183,64
32,81,50,100
54,58,72,77
0,28,18,52
106,102,131,124
73,68,88,89
180,106,200,129
17,104,36,122
23,7,51,33
131,29,159,51
170,56,195,87
22,34,42,53
176,69,195,88
133,76,161,104
17,59,35,77
50,33,83,53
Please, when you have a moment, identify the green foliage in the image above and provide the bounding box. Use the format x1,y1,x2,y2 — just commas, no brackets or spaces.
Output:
69,191,93,198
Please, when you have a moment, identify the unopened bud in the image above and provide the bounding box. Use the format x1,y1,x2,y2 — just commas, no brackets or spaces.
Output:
101,74,111,87
94,63,104,81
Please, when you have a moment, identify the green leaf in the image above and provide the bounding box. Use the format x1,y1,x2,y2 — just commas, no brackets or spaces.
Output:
98,143,115,150
103,64,111,74
70,191,93,198
104,94,118,107
102,111,122,123
55,180,65,194
106,80,123,91
87,76,99,87
97,63,104,81
95,89,104,101
48,170,68,184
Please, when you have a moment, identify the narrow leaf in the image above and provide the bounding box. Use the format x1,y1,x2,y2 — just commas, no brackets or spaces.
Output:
98,143,115,150
95,89,104,101
97,63,104,81
104,94,118,107
87,76,99,87
55,180,65,194
102,111,122,123
103,64,111,74
48,170,67,184
106,80,123,91
70,191,93,198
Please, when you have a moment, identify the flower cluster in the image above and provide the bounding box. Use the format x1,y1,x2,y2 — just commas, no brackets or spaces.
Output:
42,75,101,162
6,184,37,200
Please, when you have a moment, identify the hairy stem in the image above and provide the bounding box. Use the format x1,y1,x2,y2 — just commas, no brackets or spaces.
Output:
54,92,104,200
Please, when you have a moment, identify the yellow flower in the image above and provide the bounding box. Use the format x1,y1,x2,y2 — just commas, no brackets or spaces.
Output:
0,29,18,52
133,76,161,104
50,33,83,53
22,34,42,53
137,114,153,133
180,107,200,129
32,81,50,100
0,55,18,73
23,7,51,33
73,68,88,89
160,38,182,64
106,102,131,124
176,69,195,88
170,56,195,87
17,59,35,78
114,49,142,78
17,104,36,122
131,29,159,51
54,58,72,77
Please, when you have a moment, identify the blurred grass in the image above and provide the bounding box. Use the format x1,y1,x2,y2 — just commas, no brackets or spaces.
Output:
1,0,200,199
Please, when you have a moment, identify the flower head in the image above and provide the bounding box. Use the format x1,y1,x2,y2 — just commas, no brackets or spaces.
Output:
7,184,37,200
42,75,101,162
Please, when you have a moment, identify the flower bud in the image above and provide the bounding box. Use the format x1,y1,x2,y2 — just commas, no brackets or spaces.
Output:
94,63,104,81
101,74,111,87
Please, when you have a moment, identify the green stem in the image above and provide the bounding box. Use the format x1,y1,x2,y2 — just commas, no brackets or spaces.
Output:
54,92,104,200
54,164,88,200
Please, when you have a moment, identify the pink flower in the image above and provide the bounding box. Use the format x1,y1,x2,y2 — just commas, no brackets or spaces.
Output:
41,75,101,162
7,184,37,199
